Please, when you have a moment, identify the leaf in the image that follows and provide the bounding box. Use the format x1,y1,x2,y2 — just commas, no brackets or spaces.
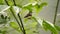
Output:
9,22,21,32
54,25,60,31
27,17,38,28
13,6,21,14
0,0,4,5
23,17,38,33
7,0,14,6
31,17,43,26
16,4,22,8
30,22,37,27
0,30,2,33
22,1,37,11
31,17,58,34
34,2,47,13
20,8,29,18
31,17,38,22
0,29,7,34
42,20,58,34
23,3,32,11
24,18,29,23
0,6,10,12
2,31,7,34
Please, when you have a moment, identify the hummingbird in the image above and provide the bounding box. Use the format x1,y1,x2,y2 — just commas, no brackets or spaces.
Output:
24,11,32,19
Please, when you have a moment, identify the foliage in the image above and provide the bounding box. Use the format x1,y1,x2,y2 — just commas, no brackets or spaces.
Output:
0,0,60,34
0,0,4,5
9,22,21,32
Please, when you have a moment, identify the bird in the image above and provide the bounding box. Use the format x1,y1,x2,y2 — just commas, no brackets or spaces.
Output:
24,11,32,19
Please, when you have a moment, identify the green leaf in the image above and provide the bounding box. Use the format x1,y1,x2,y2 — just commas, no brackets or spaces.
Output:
0,30,7,34
13,6,20,14
7,0,14,6
16,4,22,8
31,17,58,34
9,22,21,32
31,17,38,22
24,18,29,23
2,31,7,34
23,17,38,33
54,25,60,31
0,30,2,33
31,17,42,26
34,2,47,13
42,20,58,34
20,8,29,18
0,6,10,12
0,0,4,5
22,1,37,12
23,3,32,11
30,22,37,27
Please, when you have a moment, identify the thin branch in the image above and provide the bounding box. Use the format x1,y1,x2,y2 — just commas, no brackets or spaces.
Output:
4,0,22,32
5,0,9,6
12,0,26,34
12,0,16,6
52,0,59,34
53,0,59,24
18,13,26,34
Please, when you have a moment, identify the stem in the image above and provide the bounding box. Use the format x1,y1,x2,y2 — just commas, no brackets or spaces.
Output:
18,14,26,34
12,0,26,34
52,0,59,34
53,0,59,24
5,0,9,6
12,0,16,6
4,0,22,32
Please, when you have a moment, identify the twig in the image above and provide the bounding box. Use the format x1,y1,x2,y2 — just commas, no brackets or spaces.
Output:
5,0,9,6
4,0,22,32
52,0,59,34
12,0,26,34
12,0,16,6
18,13,26,34
53,0,59,24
